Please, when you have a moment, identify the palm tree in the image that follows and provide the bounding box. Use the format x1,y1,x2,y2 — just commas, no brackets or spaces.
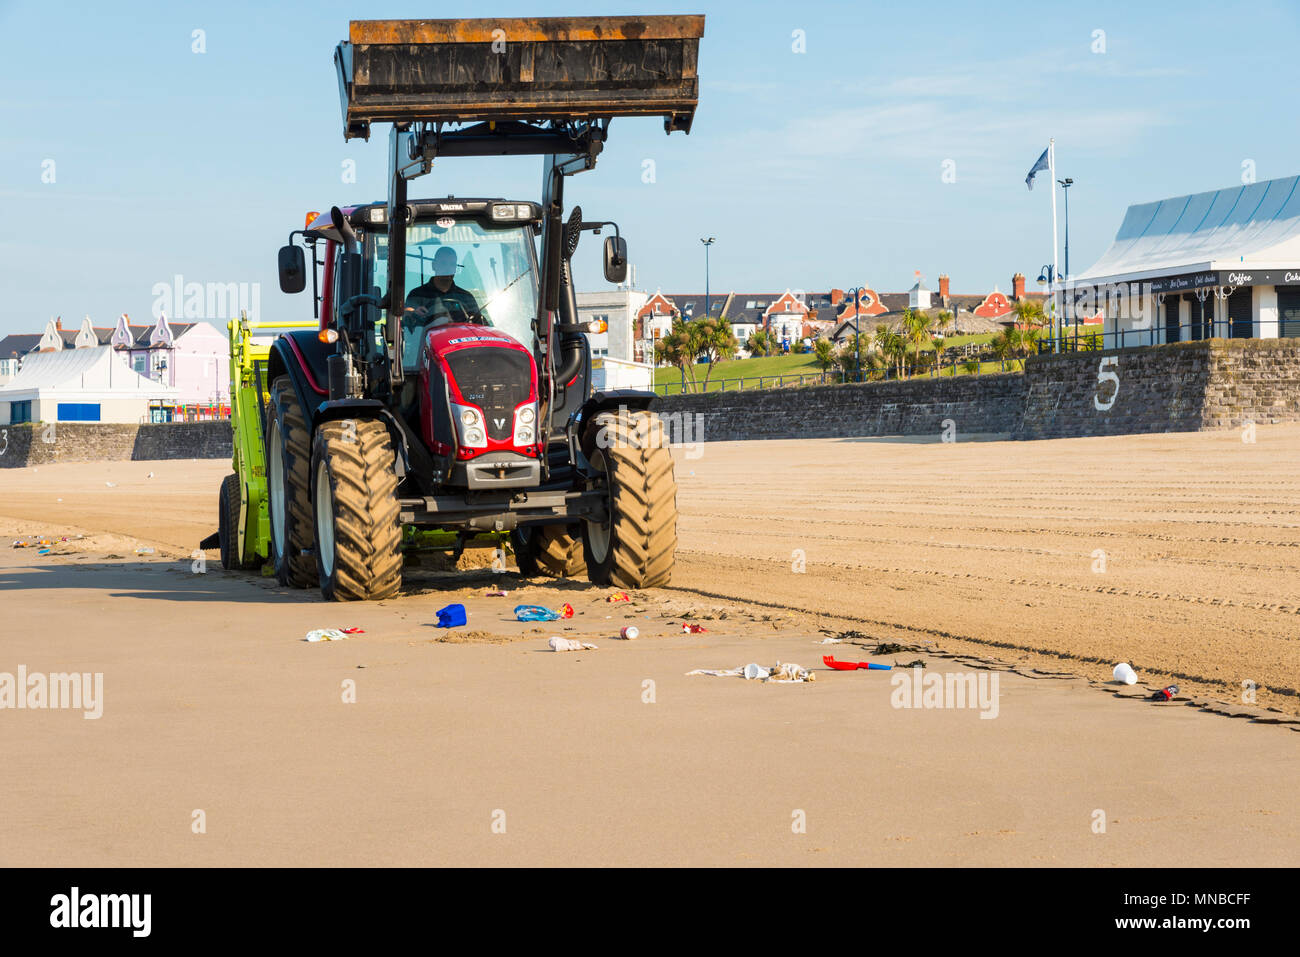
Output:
930,336,947,376
655,318,699,391
990,329,1014,372
1019,326,1040,366
747,328,776,357
812,337,836,376
1013,299,1045,331
871,323,901,379
1006,327,1026,369
901,308,934,378
694,316,738,392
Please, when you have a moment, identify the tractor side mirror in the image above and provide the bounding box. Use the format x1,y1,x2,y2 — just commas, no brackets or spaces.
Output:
278,245,307,294
603,235,628,284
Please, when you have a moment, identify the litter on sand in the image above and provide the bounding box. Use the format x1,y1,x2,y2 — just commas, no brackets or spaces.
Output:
816,637,843,644
549,636,597,652
681,623,708,634
687,661,815,683
134,547,155,555
606,592,631,603
435,604,467,628
485,590,509,597
1113,662,1138,685
618,626,639,640
823,655,892,671
13,536,75,549
515,603,574,622
304,628,364,642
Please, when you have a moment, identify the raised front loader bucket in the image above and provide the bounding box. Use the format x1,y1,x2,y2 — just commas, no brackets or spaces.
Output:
335,15,703,139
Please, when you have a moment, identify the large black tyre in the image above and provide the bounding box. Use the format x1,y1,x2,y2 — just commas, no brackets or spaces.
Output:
512,525,585,578
218,473,257,570
582,410,677,588
267,376,315,588
310,419,403,602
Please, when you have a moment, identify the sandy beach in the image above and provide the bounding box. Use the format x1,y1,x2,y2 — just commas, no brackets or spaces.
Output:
0,427,1296,866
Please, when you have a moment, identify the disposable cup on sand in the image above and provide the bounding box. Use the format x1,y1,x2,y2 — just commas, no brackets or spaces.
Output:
1113,662,1138,685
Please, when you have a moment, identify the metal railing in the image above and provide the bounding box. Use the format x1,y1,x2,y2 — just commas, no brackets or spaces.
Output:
654,370,851,395
1049,319,1274,353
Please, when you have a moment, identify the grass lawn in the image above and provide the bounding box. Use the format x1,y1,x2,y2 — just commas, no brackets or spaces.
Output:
652,326,1103,393
654,353,822,393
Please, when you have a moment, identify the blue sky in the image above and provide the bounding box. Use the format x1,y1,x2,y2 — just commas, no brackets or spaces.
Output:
1,0,1297,335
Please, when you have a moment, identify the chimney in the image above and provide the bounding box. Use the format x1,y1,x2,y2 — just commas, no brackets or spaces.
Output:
55,316,62,330
830,288,844,306
938,274,950,300
1012,273,1025,300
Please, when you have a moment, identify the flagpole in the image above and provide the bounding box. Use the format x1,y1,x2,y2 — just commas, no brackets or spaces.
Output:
1049,138,1060,350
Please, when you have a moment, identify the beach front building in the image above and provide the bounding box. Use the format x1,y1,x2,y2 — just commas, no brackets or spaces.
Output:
1069,175,1300,346
0,345,178,425
0,314,229,409
576,288,649,365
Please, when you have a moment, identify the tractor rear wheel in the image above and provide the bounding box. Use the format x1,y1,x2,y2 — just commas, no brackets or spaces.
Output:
513,525,585,578
582,409,677,588
267,376,315,588
311,419,402,602
218,473,256,570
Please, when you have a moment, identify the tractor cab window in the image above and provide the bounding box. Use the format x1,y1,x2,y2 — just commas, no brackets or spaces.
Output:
367,218,539,371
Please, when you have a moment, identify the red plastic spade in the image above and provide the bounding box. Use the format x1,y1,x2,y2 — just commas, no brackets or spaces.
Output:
822,655,891,671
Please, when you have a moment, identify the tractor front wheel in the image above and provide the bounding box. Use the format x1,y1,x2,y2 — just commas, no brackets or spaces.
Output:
582,410,677,588
310,419,403,602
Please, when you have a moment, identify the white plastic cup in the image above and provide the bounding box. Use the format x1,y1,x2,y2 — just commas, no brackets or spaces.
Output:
743,663,769,680
1113,662,1138,685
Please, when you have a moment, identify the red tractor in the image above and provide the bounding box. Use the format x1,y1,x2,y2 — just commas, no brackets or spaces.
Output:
247,16,702,600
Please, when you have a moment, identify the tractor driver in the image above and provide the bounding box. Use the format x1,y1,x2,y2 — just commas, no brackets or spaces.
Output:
402,245,484,367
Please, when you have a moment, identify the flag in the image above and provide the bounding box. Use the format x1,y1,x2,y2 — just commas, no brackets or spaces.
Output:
1025,147,1049,191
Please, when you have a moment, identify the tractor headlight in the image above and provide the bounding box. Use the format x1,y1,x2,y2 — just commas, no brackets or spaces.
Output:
451,403,487,448
513,403,538,446
491,203,517,221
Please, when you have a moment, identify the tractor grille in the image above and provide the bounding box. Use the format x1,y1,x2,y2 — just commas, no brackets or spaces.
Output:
445,347,533,442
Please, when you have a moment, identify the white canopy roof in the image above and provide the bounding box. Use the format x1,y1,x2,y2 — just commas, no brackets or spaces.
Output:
1074,175,1300,285
0,346,177,401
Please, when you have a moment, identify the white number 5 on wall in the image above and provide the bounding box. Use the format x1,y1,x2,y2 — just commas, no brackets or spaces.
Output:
1095,356,1119,412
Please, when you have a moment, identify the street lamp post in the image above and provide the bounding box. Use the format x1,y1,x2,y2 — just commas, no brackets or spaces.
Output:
1058,177,1073,333
1037,264,1056,351
1057,178,1073,278
700,237,715,317
846,286,865,382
